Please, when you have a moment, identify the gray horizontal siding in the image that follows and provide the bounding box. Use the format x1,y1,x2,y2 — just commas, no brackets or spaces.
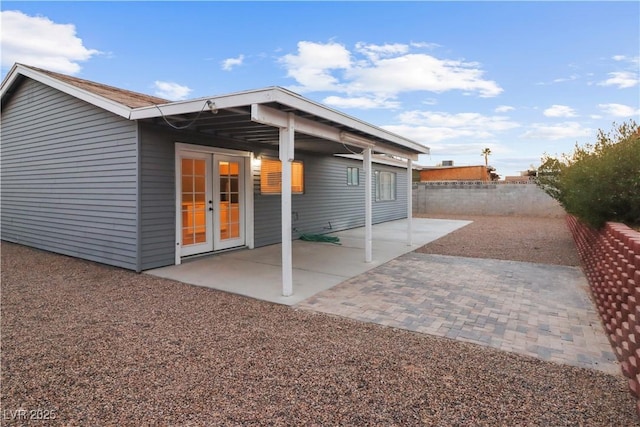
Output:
138,123,265,270
0,78,139,270
254,152,409,247
138,124,176,270
137,123,410,267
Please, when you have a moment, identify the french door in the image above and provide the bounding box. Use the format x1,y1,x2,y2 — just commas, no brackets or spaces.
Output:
179,151,245,257
213,155,245,250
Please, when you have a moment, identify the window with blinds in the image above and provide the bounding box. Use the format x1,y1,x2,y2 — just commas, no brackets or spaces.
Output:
260,158,304,194
375,170,396,201
347,167,359,186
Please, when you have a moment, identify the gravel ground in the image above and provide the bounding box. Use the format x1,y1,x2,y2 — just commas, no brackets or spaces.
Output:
415,214,581,266
1,216,637,426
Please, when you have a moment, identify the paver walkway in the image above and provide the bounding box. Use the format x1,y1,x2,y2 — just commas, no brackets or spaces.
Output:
296,252,619,375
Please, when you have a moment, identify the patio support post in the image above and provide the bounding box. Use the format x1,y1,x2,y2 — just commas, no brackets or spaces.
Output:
279,113,295,297
407,158,413,246
364,147,372,263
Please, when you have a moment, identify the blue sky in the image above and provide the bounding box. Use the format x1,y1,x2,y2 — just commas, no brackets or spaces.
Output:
2,1,639,177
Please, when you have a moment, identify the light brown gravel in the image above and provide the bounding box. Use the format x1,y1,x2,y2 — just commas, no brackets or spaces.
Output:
415,214,581,266
1,216,637,426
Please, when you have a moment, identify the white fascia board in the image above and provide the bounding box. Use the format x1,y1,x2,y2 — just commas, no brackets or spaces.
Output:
336,153,416,168
130,87,283,120
0,64,20,97
270,88,430,155
1,64,132,119
374,145,419,161
251,104,342,141
252,104,419,160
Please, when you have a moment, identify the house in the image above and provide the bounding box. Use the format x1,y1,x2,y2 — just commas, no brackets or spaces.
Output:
418,163,498,182
0,63,429,296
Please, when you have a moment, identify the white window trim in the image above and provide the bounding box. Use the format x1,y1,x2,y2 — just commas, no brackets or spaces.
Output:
347,166,359,186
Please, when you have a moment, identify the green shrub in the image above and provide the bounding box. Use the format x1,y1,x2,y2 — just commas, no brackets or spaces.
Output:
537,120,640,228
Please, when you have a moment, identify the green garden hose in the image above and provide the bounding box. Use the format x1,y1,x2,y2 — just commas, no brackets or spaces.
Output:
298,233,341,245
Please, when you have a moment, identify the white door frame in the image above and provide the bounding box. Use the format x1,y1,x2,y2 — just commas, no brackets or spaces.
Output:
174,143,254,265
178,151,214,257
213,154,245,250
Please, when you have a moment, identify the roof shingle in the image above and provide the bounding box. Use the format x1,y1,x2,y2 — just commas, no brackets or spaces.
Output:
23,65,169,108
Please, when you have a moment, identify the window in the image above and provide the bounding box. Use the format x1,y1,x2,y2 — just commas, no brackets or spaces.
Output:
375,170,396,201
260,158,304,194
347,167,359,186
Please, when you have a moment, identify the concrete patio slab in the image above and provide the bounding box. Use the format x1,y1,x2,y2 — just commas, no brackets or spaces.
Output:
146,218,471,305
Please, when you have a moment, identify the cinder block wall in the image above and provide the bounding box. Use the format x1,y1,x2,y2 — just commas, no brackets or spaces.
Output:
413,182,565,217
566,216,640,417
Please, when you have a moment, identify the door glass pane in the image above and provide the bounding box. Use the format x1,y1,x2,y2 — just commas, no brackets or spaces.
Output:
182,176,193,193
182,158,207,247
230,177,239,193
194,159,205,175
229,206,240,238
182,158,194,175
194,175,205,193
218,160,241,242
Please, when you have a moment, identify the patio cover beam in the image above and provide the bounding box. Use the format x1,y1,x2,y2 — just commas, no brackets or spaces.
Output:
251,104,418,160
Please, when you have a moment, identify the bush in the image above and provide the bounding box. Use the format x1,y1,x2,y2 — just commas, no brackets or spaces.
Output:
537,120,640,228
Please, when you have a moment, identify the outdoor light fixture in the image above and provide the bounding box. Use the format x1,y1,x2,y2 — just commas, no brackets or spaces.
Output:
206,100,218,115
339,131,375,149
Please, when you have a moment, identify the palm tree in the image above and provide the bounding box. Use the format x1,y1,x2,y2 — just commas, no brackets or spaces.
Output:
481,147,492,166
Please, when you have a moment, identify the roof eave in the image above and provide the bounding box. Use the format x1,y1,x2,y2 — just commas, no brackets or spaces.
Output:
1,64,133,119
131,87,430,156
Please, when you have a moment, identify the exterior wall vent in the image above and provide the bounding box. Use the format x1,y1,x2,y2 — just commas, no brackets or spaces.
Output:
442,160,454,166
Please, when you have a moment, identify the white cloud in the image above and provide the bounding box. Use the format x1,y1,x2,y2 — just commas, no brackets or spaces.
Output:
153,81,192,101
612,55,640,66
552,74,579,83
522,122,592,140
410,41,441,50
279,40,502,101
355,42,409,61
598,71,639,89
543,104,577,118
598,103,640,117
280,41,352,92
322,95,399,109
536,74,580,86
349,54,502,98
398,111,519,131
495,105,514,113
383,111,519,145
221,54,244,71
0,10,101,74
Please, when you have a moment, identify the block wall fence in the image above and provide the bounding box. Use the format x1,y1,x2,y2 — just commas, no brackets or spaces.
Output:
566,216,640,416
413,182,565,217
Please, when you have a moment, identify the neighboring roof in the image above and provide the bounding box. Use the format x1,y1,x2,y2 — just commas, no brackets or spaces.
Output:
1,63,429,158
